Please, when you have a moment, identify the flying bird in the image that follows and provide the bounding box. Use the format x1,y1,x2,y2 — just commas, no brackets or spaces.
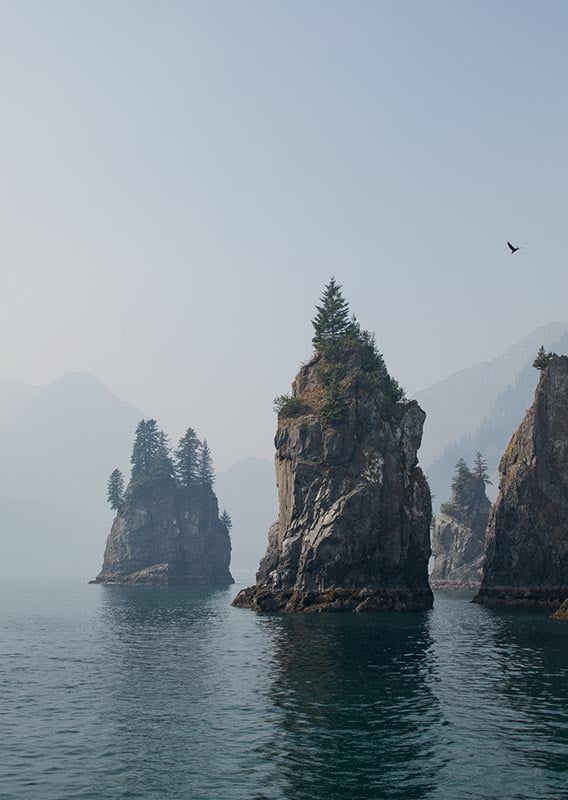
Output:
507,241,521,254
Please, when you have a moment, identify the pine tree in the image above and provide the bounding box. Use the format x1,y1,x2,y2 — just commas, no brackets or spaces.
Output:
130,419,162,480
473,451,492,485
311,278,352,349
533,345,553,371
451,458,472,493
220,509,232,532
320,372,347,424
198,439,215,487
106,468,125,512
156,430,175,478
175,427,201,487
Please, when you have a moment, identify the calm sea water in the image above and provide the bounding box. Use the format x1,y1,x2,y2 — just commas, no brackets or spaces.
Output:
1,580,567,800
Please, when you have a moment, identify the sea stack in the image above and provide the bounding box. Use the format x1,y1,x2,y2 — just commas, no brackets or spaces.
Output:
474,356,568,608
430,455,491,590
92,421,233,585
233,279,432,612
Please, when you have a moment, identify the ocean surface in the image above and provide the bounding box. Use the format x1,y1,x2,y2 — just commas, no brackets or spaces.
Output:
1,580,567,800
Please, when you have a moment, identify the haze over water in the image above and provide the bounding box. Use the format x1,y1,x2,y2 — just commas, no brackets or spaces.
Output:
2,581,567,800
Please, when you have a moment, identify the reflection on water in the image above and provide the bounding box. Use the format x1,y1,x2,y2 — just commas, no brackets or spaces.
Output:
428,594,568,800
263,613,443,800
1,582,568,800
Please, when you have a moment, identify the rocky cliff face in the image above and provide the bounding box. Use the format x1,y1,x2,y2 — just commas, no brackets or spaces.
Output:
92,475,233,585
474,357,568,608
233,343,433,613
431,478,490,590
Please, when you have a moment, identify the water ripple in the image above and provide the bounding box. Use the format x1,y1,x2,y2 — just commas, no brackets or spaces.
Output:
1,583,568,799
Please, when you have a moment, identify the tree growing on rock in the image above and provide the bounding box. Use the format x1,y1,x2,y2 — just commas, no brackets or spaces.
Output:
220,510,232,532
533,345,555,371
319,372,348,423
198,439,215,487
175,427,201,487
106,468,125,512
473,451,492,485
311,278,352,349
131,419,161,480
155,430,175,478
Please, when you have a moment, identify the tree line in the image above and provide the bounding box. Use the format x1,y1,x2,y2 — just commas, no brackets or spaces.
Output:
106,420,231,532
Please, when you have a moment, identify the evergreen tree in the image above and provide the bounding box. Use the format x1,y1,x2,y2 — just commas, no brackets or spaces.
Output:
156,430,175,478
473,451,492,485
175,427,201,487
220,509,232,532
197,439,215,487
106,468,125,512
311,278,352,349
130,418,161,480
533,345,553,371
451,458,472,493
320,372,348,424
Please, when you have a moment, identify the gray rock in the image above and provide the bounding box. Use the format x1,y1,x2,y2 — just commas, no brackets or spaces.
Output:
551,597,568,619
91,475,233,585
431,479,490,590
474,357,568,608
233,348,433,613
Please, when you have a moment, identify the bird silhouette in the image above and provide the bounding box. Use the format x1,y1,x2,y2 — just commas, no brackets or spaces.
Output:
507,241,521,254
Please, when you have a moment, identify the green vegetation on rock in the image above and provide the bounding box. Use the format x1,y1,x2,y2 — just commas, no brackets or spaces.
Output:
533,345,556,371
106,468,125,512
107,419,221,507
273,394,309,418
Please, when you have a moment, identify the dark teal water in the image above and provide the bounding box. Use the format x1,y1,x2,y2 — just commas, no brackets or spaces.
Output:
1,581,567,800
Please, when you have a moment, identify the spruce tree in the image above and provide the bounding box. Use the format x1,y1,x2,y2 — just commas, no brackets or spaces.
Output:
320,373,347,423
156,430,175,478
175,428,201,487
451,458,472,493
220,510,232,532
533,345,553,371
473,451,492,485
311,278,352,349
130,418,162,480
106,468,125,512
198,439,215,487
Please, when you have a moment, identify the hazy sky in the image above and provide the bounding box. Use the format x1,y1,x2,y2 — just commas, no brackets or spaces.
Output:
2,1,568,469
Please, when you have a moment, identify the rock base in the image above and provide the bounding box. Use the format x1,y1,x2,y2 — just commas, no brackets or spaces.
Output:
431,579,480,592
232,586,434,613
551,598,568,619
90,563,234,586
89,563,176,585
473,587,568,609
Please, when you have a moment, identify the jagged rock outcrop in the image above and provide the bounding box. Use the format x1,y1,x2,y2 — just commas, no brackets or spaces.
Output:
233,340,433,613
92,475,233,585
431,473,490,590
551,598,568,619
474,357,568,608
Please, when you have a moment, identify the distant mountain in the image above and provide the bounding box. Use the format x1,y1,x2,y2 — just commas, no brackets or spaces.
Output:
415,322,568,468
0,372,144,580
427,330,568,512
0,378,39,426
216,457,277,581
